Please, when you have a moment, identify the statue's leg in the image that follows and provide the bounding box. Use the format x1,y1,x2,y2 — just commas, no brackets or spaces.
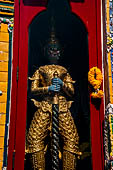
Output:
30,150,45,170
63,150,77,170
59,111,80,170
27,109,50,170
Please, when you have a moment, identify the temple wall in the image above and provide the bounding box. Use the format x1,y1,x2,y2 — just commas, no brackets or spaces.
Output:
0,0,14,169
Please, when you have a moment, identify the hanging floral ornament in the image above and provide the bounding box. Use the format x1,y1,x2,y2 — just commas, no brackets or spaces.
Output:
88,67,104,98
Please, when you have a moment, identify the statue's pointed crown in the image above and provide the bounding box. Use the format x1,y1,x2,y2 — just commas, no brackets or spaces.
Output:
47,0,70,12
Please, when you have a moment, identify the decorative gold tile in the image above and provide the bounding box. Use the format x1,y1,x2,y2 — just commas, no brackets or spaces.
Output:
0,32,9,42
0,62,8,72
0,42,9,52
0,103,6,113
0,72,8,82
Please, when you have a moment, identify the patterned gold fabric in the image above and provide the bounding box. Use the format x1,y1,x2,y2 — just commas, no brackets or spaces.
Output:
30,151,45,170
27,107,80,155
63,151,77,170
29,65,75,97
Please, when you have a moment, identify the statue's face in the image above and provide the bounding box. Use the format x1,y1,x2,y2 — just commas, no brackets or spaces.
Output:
47,43,61,64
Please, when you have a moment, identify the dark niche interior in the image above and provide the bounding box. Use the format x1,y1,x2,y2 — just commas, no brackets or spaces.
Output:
25,0,92,169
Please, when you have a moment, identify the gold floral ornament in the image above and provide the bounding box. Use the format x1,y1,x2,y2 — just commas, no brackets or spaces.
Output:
88,67,104,98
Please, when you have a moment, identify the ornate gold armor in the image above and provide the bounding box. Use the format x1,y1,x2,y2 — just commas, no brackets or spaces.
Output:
27,65,81,170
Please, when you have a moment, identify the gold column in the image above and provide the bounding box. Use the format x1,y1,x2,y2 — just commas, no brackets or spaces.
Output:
0,23,9,170
106,0,113,103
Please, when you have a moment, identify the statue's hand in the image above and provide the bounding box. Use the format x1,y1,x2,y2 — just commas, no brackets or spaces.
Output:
48,85,61,92
52,78,63,86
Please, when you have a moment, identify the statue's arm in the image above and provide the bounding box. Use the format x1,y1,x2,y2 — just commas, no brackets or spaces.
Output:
30,70,49,95
62,73,75,97
31,81,48,95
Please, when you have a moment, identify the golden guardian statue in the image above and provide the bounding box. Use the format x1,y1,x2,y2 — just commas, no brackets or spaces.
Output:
27,24,81,170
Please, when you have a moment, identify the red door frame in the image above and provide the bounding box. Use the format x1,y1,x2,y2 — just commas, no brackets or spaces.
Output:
7,0,104,170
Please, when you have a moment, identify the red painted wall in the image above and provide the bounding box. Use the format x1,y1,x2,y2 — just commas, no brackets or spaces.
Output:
7,0,104,170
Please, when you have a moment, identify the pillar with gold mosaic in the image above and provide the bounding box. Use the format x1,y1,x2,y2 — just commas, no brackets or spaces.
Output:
0,0,14,169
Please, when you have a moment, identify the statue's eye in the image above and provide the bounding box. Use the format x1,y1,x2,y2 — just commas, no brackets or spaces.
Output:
49,48,52,51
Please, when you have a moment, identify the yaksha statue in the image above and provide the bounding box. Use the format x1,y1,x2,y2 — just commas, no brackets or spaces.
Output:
27,27,81,170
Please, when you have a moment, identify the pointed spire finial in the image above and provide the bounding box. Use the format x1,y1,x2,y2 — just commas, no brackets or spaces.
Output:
47,0,70,13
